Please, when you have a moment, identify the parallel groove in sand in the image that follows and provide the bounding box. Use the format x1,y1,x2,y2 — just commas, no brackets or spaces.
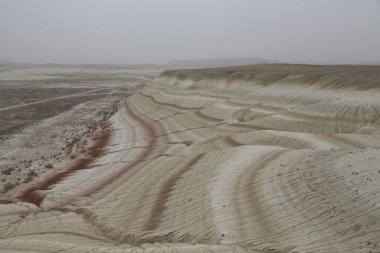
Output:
1,66,380,252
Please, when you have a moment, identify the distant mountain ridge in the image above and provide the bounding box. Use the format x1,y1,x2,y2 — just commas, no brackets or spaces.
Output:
162,57,274,70
361,61,380,65
0,62,161,70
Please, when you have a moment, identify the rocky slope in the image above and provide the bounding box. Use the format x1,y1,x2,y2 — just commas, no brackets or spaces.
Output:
0,64,380,252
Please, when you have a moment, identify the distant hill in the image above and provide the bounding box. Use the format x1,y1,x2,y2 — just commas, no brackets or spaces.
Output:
162,57,274,70
360,61,380,65
40,63,162,70
0,62,161,70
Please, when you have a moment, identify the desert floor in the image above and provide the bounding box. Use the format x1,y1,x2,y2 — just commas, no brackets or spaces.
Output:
0,66,159,197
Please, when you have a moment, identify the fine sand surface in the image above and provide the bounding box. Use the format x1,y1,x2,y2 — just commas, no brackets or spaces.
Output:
0,64,380,252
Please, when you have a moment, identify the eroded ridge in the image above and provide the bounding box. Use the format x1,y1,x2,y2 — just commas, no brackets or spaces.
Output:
1,65,380,252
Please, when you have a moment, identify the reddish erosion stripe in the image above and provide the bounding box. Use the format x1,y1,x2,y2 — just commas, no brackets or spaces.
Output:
123,99,156,138
50,98,166,207
0,200,14,204
245,150,286,238
143,153,204,231
76,99,160,194
10,96,167,211
16,122,112,206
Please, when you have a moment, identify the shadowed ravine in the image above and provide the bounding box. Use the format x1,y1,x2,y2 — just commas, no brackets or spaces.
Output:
0,64,380,253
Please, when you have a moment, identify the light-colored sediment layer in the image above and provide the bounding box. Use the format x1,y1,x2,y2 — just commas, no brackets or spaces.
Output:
1,64,380,252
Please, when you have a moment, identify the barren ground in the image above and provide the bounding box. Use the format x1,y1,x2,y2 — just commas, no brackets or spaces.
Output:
0,66,160,196
0,64,379,253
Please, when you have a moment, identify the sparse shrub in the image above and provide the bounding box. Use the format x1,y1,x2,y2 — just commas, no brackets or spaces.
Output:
3,183,15,191
45,163,53,169
1,167,14,176
23,177,33,183
27,170,38,177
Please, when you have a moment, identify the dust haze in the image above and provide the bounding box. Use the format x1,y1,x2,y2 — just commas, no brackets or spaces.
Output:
0,0,380,64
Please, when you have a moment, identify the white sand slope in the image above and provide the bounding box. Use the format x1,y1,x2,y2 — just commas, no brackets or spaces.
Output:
0,64,380,252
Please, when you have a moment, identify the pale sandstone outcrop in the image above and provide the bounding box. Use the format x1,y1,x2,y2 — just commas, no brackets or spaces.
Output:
1,65,380,252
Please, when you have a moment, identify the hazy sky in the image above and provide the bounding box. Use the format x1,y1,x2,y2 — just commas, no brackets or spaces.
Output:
1,0,380,64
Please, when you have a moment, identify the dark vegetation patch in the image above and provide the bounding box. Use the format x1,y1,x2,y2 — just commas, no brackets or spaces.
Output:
0,87,103,140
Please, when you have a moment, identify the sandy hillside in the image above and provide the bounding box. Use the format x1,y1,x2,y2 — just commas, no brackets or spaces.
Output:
0,64,380,252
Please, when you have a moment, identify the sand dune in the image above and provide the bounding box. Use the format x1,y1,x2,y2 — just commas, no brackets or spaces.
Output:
1,64,380,252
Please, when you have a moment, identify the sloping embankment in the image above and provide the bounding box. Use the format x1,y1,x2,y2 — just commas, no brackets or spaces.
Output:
0,64,380,253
